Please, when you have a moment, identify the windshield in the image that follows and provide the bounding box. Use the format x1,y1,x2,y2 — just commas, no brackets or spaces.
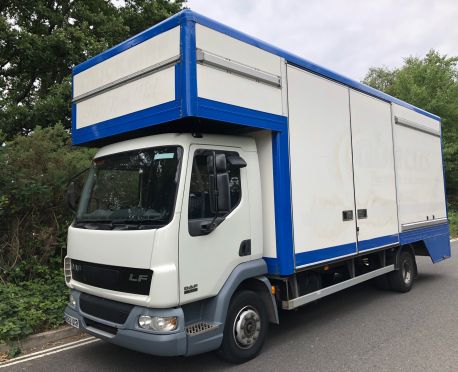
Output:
76,146,183,229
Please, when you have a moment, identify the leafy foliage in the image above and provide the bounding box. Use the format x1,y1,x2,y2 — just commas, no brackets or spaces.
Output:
0,1,184,342
0,0,184,139
363,50,458,203
0,125,96,281
0,258,68,343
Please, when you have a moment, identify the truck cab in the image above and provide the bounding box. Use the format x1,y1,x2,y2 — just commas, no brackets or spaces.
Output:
65,133,274,360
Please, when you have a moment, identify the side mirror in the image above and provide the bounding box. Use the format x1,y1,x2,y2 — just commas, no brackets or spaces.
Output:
226,155,247,169
65,168,89,214
67,181,77,213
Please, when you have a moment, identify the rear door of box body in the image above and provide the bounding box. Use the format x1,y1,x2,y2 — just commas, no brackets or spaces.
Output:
349,90,399,251
391,104,447,228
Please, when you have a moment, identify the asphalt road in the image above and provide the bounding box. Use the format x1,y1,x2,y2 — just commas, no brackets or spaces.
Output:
6,241,458,372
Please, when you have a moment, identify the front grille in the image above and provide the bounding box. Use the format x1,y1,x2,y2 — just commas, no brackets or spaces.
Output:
80,293,133,324
84,318,118,335
71,259,153,295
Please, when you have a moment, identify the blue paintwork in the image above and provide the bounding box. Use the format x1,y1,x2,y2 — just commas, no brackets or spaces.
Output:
196,98,287,131
72,101,182,145
357,234,399,252
271,130,295,275
265,224,450,273
180,18,198,117
295,242,357,268
400,223,450,263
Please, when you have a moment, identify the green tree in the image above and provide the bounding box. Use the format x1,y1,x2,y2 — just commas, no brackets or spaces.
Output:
0,0,184,139
363,50,458,203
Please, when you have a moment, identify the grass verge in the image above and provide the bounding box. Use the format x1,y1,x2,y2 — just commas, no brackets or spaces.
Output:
449,208,458,239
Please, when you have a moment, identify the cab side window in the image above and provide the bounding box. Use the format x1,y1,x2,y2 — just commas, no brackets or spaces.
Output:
188,150,242,220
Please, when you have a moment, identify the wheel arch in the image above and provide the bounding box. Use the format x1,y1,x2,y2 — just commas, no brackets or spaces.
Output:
202,259,279,326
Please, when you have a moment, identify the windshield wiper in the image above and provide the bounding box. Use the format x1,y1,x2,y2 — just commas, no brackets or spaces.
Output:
110,218,168,229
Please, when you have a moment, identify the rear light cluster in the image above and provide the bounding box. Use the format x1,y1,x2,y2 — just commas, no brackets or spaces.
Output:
64,257,72,283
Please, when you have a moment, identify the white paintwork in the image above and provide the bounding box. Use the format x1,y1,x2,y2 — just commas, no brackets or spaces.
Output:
67,133,258,307
73,27,180,97
244,149,264,265
392,104,446,225
67,227,155,269
195,24,281,76
349,90,398,242
287,66,357,255
196,64,283,116
178,142,257,305
280,58,289,116
250,130,277,258
76,67,175,128
195,24,283,115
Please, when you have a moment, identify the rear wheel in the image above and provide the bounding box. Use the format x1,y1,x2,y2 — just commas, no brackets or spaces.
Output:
388,250,415,292
217,290,268,364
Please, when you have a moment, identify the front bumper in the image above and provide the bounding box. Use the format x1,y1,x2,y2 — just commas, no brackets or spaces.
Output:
64,290,187,356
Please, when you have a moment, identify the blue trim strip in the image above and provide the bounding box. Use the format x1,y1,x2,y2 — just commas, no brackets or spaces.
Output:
400,223,451,263
263,257,280,276
358,234,399,252
197,98,287,131
295,242,357,267
265,224,450,273
72,100,181,145
73,13,182,75
272,130,295,275
180,19,197,116
399,223,450,245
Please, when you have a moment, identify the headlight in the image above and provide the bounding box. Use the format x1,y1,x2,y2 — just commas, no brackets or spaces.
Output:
64,257,72,283
138,315,177,332
69,294,76,308
138,315,152,329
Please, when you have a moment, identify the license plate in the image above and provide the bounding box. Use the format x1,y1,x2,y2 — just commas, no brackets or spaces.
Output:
64,313,80,329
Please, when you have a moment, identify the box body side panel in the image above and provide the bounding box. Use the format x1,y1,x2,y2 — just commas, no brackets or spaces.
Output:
74,27,180,97
251,131,278,259
349,90,399,250
392,103,447,227
72,26,181,143
287,66,357,262
195,24,283,116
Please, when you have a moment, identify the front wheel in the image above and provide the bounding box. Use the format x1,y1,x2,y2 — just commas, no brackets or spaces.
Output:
217,290,268,364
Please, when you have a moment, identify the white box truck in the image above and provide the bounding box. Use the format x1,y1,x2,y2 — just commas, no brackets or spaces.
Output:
64,10,451,363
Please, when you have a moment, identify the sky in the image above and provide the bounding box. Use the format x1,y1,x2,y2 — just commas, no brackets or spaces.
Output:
186,0,458,81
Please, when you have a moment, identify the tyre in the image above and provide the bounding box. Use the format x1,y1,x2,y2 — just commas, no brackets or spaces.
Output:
388,250,415,292
217,290,268,364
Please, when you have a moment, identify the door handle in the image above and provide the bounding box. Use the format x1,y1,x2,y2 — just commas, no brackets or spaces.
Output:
342,210,354,221
357,209,368,219
239,240,251,257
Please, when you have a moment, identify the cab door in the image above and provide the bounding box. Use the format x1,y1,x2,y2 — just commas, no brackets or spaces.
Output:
178,145,251,304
